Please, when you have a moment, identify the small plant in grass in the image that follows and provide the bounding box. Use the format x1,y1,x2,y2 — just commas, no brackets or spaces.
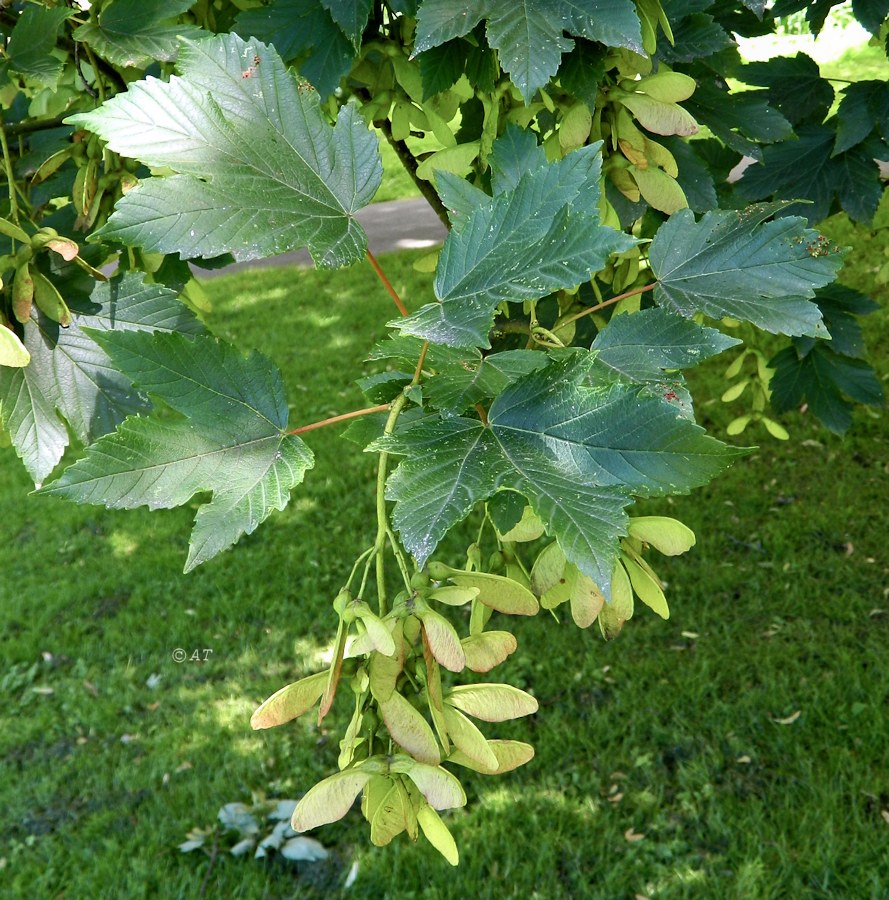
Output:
1,0,886,863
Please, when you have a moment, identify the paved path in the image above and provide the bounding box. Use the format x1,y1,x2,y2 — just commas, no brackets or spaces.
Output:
195,197,447,278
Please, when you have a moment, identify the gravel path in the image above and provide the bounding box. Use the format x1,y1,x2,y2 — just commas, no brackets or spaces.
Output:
195,196,447,279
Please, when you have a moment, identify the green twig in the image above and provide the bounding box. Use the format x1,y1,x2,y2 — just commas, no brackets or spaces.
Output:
386,526,413,590
0,110,20,226
344,546,376,593
2,114,70,138
374,393,409,616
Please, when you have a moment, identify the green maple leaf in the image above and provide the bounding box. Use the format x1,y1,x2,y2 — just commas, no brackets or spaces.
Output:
4,6,71,88
234,0,356,95
394,142,635,349
592,307,741,383
736,125,883,224
769,345,884,434
735,54,834,127
422,349,547,413
834,81,889,155
321,0,374,44
414,0,641,101
378,354,742,596
40,332,314,572
684,80,793,161
649,203,844,337
0,273,204,485
67,33,381,268
73,0,203,68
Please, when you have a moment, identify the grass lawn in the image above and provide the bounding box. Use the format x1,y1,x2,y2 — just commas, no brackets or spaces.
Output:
2,193,888,897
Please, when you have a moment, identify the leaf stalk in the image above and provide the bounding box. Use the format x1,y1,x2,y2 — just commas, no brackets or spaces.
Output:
367,249,409,317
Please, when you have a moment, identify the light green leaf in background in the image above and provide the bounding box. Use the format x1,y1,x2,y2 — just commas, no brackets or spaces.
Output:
40,332,313,572
68,33,381,268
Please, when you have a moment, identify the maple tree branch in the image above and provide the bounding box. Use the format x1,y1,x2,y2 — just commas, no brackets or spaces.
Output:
377,119,451,228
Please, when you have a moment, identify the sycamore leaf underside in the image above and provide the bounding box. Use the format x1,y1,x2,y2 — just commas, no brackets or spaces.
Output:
67,32,381,268
0,273,204,485
39,332,313,572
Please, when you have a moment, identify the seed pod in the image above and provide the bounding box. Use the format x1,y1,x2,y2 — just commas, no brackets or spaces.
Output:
32,146,74,185
12,261,34,324
0,323,30,367
31,272,72,327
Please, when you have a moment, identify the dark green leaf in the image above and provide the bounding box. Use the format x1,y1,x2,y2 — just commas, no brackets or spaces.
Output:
736,54,834,127
658,14,735,64
486,490,527,534
769,345,884,434
739,0,767,16
357,371,413,403
650,203,843,337
436,172,491,222
234,0,355,96
423,349,547,412
414,0,486,53
368,335,472,371
6,6,71,87
40,332,313,572
73,0,203,69
380,355,741,594
482,2,574,101
417,0,641,102
736,125,883,224
835,81,889,154
684,80,793,161
417,43,466,99
0,273,204,485
488,124,546,195
661,136,718,212
809,0,846,34
592,308,740,383
395,143,635,348
792,284,879,358
709,1,774,37
558,39,608,108
559,0,644,55
769,0,808,11
68,33,381,268
852,0,889,34
463,36,500,93
321,0,373,44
